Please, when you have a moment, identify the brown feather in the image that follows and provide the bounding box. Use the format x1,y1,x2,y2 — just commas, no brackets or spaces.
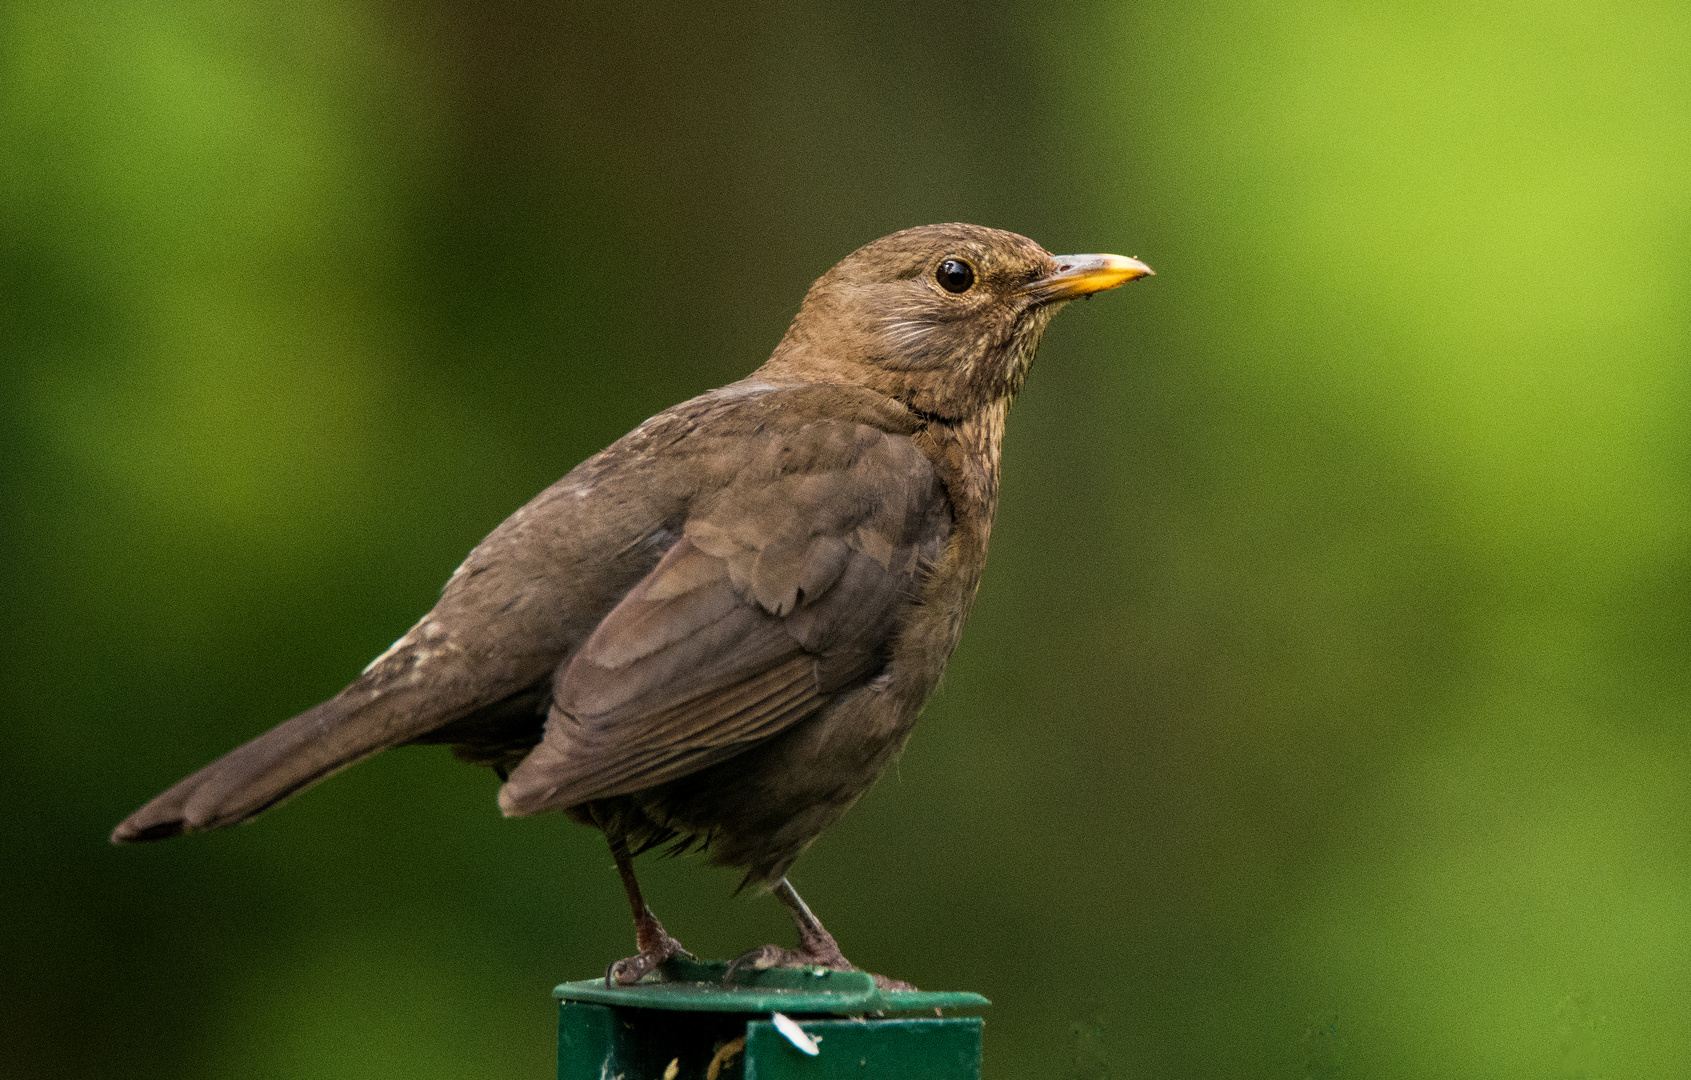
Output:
109,224,1152,902
499,419,947,816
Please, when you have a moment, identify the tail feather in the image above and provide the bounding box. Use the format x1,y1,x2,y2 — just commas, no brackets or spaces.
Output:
112,687,439,843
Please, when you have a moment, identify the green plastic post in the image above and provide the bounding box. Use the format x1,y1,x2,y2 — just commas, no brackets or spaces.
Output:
555,958,988,1079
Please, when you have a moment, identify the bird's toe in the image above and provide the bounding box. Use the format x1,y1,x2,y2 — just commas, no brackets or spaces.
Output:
725,943,817,981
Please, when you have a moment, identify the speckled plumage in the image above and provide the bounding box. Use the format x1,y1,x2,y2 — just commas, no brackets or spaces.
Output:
113,224,1150,983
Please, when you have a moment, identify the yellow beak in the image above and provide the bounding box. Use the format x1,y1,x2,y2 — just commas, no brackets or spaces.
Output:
1022,253,1154,302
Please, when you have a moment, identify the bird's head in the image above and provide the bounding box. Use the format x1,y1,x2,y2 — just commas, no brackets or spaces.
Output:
764,223,1151,419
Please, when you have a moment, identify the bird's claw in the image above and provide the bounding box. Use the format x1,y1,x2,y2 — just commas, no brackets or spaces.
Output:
723,943,916,992
869,972,918,992
606,937,694,987
725,943,830,981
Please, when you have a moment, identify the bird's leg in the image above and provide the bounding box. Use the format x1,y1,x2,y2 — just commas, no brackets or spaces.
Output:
727,878,916,992
605,836,693,987
774,878,852,966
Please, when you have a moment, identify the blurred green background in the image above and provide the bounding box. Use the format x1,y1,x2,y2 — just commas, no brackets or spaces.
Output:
3,1,1688,1077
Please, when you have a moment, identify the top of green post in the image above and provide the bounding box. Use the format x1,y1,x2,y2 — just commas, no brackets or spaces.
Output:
554,957,990,1014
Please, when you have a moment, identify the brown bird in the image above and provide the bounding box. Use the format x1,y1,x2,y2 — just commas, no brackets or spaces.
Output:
112,223,1150,988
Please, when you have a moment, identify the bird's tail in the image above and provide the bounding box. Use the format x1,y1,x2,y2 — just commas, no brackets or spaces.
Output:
111,684,439,843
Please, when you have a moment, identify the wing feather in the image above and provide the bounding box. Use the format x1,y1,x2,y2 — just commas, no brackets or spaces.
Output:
499,420,949,815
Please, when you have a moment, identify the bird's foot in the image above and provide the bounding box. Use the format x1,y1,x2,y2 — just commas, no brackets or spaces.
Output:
606,906,695,987
728,877,918,990
725,943,916,992
606,933,693,986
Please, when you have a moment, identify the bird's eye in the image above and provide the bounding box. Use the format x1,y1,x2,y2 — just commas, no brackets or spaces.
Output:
936,258,975,294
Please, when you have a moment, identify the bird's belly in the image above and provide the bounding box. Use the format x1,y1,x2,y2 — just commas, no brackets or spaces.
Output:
622,672,927,884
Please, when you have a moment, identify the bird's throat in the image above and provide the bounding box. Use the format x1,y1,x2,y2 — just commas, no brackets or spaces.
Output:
916,397,1007,546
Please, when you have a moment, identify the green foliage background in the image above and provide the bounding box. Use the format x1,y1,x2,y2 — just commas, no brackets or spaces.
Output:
4,3,1688,1077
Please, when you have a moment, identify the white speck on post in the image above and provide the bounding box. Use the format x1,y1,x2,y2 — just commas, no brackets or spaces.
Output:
771,1012,820,1055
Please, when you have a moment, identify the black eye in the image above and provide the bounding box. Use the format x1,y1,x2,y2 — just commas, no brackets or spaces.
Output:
936,258,974,293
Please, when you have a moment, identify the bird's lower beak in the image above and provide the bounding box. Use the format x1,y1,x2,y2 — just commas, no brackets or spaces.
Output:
1022,253,1153,303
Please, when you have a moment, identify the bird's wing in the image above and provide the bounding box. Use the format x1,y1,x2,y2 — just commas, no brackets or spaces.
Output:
498,419,950,814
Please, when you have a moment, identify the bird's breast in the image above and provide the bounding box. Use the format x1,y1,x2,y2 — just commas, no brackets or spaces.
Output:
878,400,1008,706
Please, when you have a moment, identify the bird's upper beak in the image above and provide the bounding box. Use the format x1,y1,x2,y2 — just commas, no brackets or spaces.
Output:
1021,253,1153,303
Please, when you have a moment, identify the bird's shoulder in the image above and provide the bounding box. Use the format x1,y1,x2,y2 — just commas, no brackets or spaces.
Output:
596,378,926,472
478,380,932,554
